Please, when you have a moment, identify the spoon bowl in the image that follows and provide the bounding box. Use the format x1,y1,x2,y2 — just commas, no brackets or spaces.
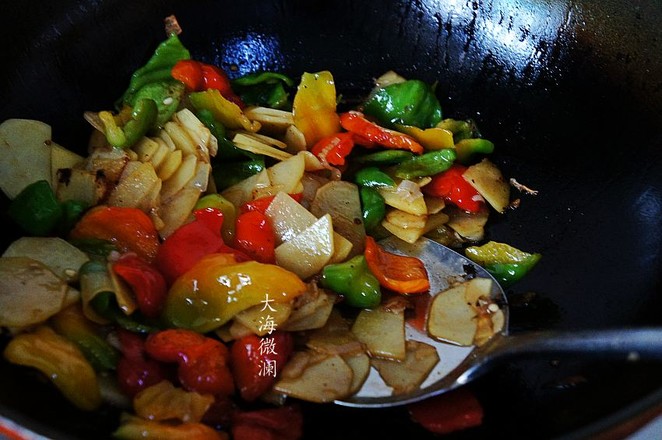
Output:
336,237,662,408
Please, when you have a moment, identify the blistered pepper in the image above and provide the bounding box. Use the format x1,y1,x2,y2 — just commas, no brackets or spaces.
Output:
3,326,102,410
115,329,168,398
394,148,457,179
465,241,541,287
422,164,484,213
364,236,430,294
8,179,63,236
396,124,455,150
363,79,443,129
162,254,307,332
320,255,382,308
292,71,341,147
310,132,356,166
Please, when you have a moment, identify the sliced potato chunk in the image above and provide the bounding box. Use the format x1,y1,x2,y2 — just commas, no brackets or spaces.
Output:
463,158,510,213
343,352,371,395
2,237,89,282
274,352,354,403
275,214,335,279
351,306,406,361
371,340,439,395
427,283,477,346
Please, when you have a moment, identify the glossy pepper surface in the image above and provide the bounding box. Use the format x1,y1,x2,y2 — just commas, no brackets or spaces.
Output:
162,255,307,332
363,79,443,129
340,111,424,154
359,187,386,232
394,148,457,179
99,98,158,149
321,254,382,308
465,241,541,287
364,236,430,294
292,71,341,147
8,179,63,236
422,164,484,213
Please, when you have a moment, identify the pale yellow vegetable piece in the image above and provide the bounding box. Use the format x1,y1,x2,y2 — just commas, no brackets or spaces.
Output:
238,131,288,150
371,340,440,395
2,237,89,282
378,181,428,216
427,283,477,346
133,136,160,162
233,301,292,336
161,153,197,201
0,119,52,198
275,214,335,279
0,257,69,327
274,352,354,403
55,168,106,206
343,352,372,395
306,311,365,357
244,106,294,133
107,161,160,209
462,158,510,213
382,211,449,244
156,148,183,181
173,108,215,159
266,191,319,244
232,133,293,161
50,142,83,189
352,307,406,361
464,277,495,306
446,205,490,241
221,169,271,207
267,152,306,194
133,380,214,424
158,187,201,239
385,209,428,229
164,121,198,157
282,289,335,332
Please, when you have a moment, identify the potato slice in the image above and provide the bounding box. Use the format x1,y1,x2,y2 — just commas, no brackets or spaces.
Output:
275,214,335,279
274,352,354,403
158,187,200,238
50,142,83,189
382,212,449,244
107,161,160,208
343,352,371,395
0,257,69,327
306,315,365,357
221,169,271,207
446,205,490,241
463,158,510,213
371,340,439,395
351,306,406,361
233,301,292,336
55,168,106,205
267,152,305,194
281,289,335,332
161,154,197,201
427,283,477,346
378,180,428,216
0,119,52,198
2,237,89,282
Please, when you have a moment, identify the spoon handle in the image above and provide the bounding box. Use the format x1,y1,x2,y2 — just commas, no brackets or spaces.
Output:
457,327,662,385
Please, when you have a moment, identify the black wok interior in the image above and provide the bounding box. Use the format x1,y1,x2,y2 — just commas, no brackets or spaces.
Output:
2,0,662,438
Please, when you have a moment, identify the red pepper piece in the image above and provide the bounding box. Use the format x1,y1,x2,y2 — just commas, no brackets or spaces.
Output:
239,193,304,215
234,210,276,264
364,235,430,294
230,331,294,402
231,405,303,440
116,330,168,397
171,60,245,108
310,132,356,166
112,254,167,318
339,111,424,154
422,164,484,213
69,206,160,263
171,59,204,91
408,388,484,434
145,329,234,396
155,208,248,285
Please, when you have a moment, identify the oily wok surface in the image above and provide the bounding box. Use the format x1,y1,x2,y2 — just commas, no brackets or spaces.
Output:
1,0,662,438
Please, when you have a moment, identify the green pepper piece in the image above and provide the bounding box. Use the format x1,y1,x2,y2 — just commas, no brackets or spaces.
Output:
436,118,475,142
196,109,250,160
394,148,456,179
8,180,63,236
51,304,120,371
131,80,185,126
232,71,295,110
100,98,158,149
90,291,159,334
354,150,415,165
119,34,190,108
321,255,381,308
359,187,386,232
455,138,495,164
465,241,541,287
364,79,442,129
58,199,88,235
354,167,395,188
212,158,265,191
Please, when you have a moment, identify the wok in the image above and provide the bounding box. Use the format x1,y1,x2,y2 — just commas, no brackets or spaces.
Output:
1,0,662,438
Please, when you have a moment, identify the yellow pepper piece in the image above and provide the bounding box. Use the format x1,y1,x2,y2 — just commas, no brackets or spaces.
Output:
189,89,260,132
3,326,101,410
114,414,228,440
292,71,341,147
162,254,307,332
195,194,236,243
395,124,455,150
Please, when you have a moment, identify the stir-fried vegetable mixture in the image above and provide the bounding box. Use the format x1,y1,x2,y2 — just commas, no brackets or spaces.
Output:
0,17,540,439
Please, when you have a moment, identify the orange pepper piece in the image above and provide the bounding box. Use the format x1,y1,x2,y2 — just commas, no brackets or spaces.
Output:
69,205,160,263
364,235,430,294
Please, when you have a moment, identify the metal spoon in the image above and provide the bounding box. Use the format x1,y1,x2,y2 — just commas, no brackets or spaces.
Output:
335,236,662,408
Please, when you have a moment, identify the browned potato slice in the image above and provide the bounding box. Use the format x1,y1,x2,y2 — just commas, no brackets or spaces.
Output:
51,142,83,189
446,205,490,242
274,352,354,403
378,182,427,216
281,289,335,332
343,352,371,395
371,340,439,395
382,211,449,244
221,169,271,207
463,158,510,213
306,314,365,356
427,283,477,346
352,307,406,361
2,237,89,282
267,152,305,194
233,301,292,336
56,168,107,206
